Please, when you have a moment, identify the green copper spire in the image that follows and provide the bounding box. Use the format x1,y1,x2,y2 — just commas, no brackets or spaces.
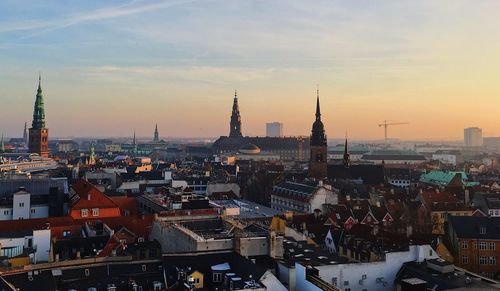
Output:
32,73,46,129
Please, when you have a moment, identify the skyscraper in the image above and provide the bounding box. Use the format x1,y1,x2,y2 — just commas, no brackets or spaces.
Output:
154,124,159,142
229,90,242,138
464,127,483,147
29,74,49,157
308,89,328,179
266,122,283,137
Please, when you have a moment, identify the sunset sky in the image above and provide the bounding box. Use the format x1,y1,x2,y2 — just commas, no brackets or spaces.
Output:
1,0,499,140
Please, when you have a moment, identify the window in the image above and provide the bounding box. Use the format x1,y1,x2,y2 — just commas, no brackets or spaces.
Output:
344,280,349,286
489,242,496,250
19,203,24,207
213,273,222,283
31,208,36,214
332,277,337,286
461,241,468,249
462,256,469,264
489,256,496,265
63,230,71,238
194,278,200,284
3,210,9,215
480,226,487,234
81,209,88,217
92,208,99,217
479,256,488,265
480,242,487,250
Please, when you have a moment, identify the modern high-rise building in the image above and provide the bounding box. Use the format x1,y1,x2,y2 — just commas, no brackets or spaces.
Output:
266,122,283,137
229,90,242,138
309,89,328,179
29,74,49,157
464,127,483,147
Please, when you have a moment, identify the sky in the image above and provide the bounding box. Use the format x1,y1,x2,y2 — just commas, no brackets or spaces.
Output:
0,0,499,140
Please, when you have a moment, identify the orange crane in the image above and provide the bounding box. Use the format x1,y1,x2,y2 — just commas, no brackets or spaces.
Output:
378,120,409,148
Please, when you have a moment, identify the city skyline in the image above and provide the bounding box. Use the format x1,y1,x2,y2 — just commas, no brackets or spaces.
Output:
1,0,500,139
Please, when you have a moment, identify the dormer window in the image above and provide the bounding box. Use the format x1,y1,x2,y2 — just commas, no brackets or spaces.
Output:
81,209,88,217
480,226,487,235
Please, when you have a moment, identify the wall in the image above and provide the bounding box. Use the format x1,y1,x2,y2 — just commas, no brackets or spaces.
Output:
30,205,49,219
285,245,439,291
315,245,439,291
33,229,51,263
0,207,13,220
238,237,268,257
13,192,30,219
207,183,241,197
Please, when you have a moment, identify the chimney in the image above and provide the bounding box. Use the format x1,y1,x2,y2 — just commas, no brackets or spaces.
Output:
464,190,470,204
87,193,91,201
390,189,395,195
376,201,381,208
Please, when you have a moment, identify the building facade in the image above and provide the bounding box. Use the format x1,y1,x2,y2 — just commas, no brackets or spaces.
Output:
448,216,499,279
266,122,283,137
464,127,483,147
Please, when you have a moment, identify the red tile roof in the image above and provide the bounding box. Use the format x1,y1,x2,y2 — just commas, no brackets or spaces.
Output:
71,180,119,210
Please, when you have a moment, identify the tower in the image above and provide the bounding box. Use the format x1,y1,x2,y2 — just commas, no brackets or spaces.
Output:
343,137,350,168
153,124,159,142
133,131,137,155
308,88,328,179
88,143,96,165
0,134,4,153
229,90,242,137
29,74,49,157
23,121,28,145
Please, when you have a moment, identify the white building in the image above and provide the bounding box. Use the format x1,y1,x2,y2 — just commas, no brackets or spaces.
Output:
464,127,483,147
271,181,338,213
0,228,51,263
0,189,49,221
280,244,439,291
266,122,284,137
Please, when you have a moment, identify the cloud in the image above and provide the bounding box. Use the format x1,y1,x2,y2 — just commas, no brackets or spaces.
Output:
85,65,298,85
0,0,194,34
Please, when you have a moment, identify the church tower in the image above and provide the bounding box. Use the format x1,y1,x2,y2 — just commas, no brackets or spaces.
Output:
229,90,242,137
23,121,28,145
343,137,350,167
29,74,49,157
153,124,159,142
308,88,328,179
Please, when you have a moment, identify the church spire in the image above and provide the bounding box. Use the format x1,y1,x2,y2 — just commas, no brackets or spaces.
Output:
229,89,242,137
32,73,46,129
0,134,4,153
154,124,159,142
343,134,350,168
316,86,321,120
23,121,28,144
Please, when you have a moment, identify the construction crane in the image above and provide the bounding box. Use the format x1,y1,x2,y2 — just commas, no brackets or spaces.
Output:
378,120,409,148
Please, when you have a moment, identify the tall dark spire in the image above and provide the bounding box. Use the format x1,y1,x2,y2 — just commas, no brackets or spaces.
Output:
229,89,242,137
309,87,328,179
315,87,321,120
310,88,326,146
32,72,46,129
154,124,159,142
23,121,28,144
343,136,350,167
